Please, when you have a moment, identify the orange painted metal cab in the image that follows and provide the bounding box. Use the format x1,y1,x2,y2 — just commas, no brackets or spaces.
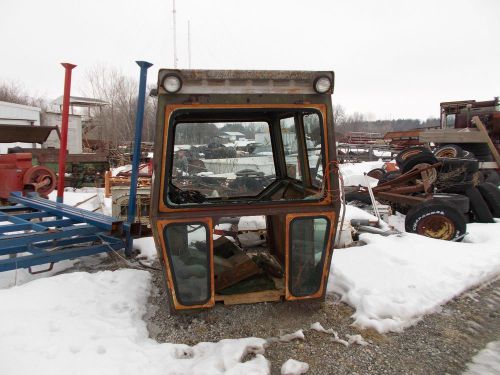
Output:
151,69,340,312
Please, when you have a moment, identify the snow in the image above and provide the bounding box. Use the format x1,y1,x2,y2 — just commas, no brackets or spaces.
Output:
278,329,305,343
339,160,385,187
465,340,500,375
0,270,271,375
133,236,157,261
281,359,309,375
328,222,500,333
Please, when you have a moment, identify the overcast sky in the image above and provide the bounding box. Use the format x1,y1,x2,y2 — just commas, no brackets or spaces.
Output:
1,0,499,120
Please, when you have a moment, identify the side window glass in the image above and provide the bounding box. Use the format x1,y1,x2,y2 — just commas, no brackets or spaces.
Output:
303,113,323,187
289,216,329,297
164,223,210,305
279,117,302,180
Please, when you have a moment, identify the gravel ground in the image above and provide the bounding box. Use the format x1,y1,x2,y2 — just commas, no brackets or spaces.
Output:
64,255,500,374
143,263,500,375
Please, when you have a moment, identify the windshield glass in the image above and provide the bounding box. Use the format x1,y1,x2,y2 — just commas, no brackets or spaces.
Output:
166,108,325,206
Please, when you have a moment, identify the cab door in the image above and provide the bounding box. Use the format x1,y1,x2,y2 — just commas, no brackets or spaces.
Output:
156,217,214,310
285,212,335,300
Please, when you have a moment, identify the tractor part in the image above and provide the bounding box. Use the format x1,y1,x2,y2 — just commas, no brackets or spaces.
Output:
22,166,57,196
400,152,439,184
367,168,386,180
477,182,500,217
377,171,401,185
395,146,433,168
404,199,466,241
465,187,495,223
434,144,466,158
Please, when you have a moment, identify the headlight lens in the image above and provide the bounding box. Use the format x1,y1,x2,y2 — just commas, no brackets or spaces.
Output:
314,77,331,94
162,74,182,93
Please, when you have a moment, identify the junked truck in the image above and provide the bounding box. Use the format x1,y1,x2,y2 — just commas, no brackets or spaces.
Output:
151,69,340,312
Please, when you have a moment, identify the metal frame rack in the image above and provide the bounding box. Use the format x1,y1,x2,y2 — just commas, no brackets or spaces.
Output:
0,193,132,273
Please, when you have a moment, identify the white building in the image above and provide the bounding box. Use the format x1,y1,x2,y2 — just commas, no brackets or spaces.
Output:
222,131,245,141
0,101,41,154
43,112,83,154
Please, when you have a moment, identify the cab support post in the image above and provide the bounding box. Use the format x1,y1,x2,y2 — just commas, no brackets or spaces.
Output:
125,60,153,256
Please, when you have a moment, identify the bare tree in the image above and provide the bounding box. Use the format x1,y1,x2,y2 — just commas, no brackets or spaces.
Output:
83,65,157,147
0,81,47,109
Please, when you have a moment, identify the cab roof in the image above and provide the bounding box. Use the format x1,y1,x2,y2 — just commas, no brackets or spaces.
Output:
157,69,334,96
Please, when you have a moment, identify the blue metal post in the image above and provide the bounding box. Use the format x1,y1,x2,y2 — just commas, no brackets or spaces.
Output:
126,61,153,256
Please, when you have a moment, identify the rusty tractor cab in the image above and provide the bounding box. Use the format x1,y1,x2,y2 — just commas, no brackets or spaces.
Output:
151,69,340,312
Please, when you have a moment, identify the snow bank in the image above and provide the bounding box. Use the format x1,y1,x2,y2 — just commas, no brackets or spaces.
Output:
339,160,385,187
0,270,270,375
328,223,500,332
465,340,500,374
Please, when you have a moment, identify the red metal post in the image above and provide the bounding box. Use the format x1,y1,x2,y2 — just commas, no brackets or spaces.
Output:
56,63,76,203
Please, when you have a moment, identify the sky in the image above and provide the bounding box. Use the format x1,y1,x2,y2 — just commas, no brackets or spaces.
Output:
1,0,499,120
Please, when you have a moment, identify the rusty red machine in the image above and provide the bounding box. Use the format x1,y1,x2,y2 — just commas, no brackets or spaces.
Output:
0,124,59,201
0,153,56,200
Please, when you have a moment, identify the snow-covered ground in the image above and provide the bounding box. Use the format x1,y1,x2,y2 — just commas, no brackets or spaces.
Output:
465,341,500,375
0,270,270,375
339,160,385,187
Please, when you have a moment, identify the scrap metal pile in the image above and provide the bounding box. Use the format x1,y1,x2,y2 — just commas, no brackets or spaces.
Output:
345,145,500,241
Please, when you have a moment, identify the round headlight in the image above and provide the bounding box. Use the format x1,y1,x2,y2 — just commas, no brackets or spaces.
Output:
314,76,331,94
162,74,182,93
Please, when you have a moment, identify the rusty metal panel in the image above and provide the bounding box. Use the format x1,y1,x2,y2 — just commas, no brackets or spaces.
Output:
0,125,58,143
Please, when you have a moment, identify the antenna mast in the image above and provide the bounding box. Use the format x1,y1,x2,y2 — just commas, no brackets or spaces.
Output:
172,0,178,68
188,20,191,68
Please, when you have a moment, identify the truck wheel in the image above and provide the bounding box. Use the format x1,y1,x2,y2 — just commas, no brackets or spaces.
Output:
477,182,500,218
483,171,500,186
396,146,433,168
432,193,470,213
401,153,439,184
405,200,466,241
460,143,493,162
435,158,480,193
465,187,495,223
434,144,465,158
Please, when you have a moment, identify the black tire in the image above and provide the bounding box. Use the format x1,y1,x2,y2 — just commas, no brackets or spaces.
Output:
434,144,465,158
484,171,500,186
405,199,467,241
432,193,470,214
460,143,493,162
477,182,500,217
345,191,372,205
465,187,495,223
401,153,438,173
378,171,401,185
396,146,433,168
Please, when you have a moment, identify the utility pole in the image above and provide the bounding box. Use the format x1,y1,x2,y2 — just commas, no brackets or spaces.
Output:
188,20,191,69
172,0,178,68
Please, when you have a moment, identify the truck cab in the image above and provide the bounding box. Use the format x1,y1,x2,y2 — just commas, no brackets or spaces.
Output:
151,69,340,311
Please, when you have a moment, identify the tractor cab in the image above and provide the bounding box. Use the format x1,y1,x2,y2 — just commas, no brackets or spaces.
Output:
151,69,340,311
